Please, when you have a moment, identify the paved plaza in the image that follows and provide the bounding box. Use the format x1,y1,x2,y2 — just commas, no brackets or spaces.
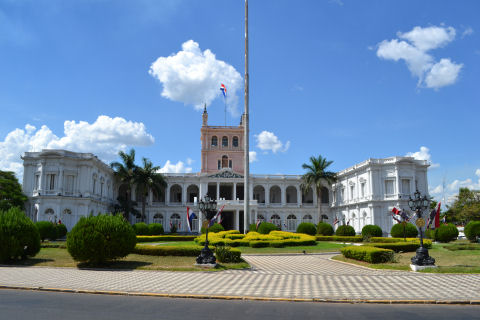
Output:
1,254,479,303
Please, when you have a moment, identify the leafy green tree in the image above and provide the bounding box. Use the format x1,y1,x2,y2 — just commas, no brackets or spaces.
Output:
301,155,337,223
430,199,438,211
110,149,137,220
134,157,167,222
0,171,27,211
447,188,480,224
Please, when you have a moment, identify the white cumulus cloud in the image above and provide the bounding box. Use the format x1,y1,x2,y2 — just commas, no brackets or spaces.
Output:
149,40,243,115
376,25,463,89
0,115,154,180
406,146,439,168
255,131,290,154
158,160,192,173
249,151,258,163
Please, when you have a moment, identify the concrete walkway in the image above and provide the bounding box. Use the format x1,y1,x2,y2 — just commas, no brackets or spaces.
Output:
1,254,479,303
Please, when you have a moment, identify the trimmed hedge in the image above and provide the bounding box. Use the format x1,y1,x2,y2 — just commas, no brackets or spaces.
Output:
361,225,383,238
0,207,41,263
136,235,197,242
56,224,68,238
335,225,356,236
465,221,480,242
67,214,137,265
296,222,316,236
390,223,418,238
257,222,279,234
341,246,394,263
434,224,459,243
368,242,420,252
369,237,419,243
133,222,149,235
195,230,317,247
316,235,363,242
201,223,225,234
215,246,242,263
317,222,334,236
133,244,206,256
249,240,270,248
35,221,56,241
148,223,164,235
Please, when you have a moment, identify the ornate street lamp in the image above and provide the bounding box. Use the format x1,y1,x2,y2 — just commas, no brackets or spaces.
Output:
408,189,435,267
196,195,217,265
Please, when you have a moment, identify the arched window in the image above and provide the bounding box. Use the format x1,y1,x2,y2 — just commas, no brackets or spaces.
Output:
170,184,182,203
222,136,228,147
286,186,297,204
45,208,54,215
222,155,229,168
270,214,281,228
287,214,297,231
63,209,72,215
233,136,239,147
211,136,218,146
270,185,281,203
153,213,164,225
186,185,199,203
302,187,313,204
321,187,329,204
302,214,313,224
170,213,182,231
253,185,265,203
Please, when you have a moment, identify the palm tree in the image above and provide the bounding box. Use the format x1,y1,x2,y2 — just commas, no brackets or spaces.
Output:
110,149,137,220
134,157,167,222
301,155,337,223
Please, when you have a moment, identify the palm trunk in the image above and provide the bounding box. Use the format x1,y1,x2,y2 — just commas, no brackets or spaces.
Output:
142,192,146,222
318,189,322,223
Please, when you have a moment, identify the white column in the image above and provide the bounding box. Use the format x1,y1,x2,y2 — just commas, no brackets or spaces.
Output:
233,183,237,200
265,185,270,205
312,186,318,206
216,182,220,200
235,209,239,230
166,184,170,205
297,187,302,207
281,185,286,205
182,184,187,205
58,167,64,193
148,190,153,205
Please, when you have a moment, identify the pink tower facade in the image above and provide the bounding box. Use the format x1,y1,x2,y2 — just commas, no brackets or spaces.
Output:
200,107,245,174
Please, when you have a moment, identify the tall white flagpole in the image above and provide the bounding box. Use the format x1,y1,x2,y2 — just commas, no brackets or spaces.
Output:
243,0,250,233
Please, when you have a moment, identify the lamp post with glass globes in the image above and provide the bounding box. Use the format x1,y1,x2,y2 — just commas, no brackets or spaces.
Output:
195,195,217,265
408,189,435,267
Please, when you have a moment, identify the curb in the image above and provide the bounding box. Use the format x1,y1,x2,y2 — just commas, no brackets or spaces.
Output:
1,285,479,305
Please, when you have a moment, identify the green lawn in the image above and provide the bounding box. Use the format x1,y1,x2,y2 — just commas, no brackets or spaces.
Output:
145,240,346,254
7,247,249,272
332,240,480,273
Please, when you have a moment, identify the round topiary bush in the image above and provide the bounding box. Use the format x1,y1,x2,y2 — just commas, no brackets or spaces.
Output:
361,224,383,238
132,222,149,235
317,222,334,236
148,223,164,235
55,223,68,238
464,221,480,242
390,223,418,238
0,207,41,263
296,222,317,235
257,222,279,234
425,228,436,240
434,223,459,243
35,221,56,241
201,223,225,234
335,225,356,236
67,214,137,265
248,223,257,232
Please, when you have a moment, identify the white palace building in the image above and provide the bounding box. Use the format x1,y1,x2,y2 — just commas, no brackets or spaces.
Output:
21,109,430,235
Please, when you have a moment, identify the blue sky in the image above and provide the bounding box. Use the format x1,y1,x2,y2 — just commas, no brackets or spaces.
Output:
0,0,479,205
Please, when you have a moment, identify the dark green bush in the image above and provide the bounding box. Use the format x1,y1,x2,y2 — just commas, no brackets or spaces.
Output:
249,223,257,232
369,242,420,252
215,246,242,263
425,229,436,240
257,222,279,234
316,235,363,242
133,244,206,256
317,222,334,236
35,221,56,241
296,222,317,235
55,224,68,238
335,225,356,236
341,246,394,263
201,223,225,234
67,214,137,265
390,223,418,238
361,225,383,238
249,240,270,248
148,223,164,235
136,235,196,242
0,207,41,263
465,221,480,242
133,222,149,235
434,224,459,243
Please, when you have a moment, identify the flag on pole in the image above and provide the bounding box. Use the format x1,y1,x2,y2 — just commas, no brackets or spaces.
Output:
434,202,441,228
256,220,262,229
186,207,197,233
392,207,401,215
208,204,225,227
392,214,402,224
333,216,339,226
346,219,350,226
220,83,227,97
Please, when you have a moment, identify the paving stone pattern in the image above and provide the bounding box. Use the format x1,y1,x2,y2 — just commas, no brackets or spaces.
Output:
1,254,479,301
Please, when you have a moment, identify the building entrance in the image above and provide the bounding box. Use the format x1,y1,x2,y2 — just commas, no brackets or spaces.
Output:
220,211,235,230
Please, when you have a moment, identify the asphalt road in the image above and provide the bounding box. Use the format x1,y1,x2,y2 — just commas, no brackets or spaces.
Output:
1,289,479,320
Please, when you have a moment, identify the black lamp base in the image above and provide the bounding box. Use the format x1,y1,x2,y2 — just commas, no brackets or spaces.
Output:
196,246,216,265
411,247,435,266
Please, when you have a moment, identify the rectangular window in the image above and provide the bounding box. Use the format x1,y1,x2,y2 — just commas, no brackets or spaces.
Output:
361,182,365,198
65,175,74,194
34,174,40,190
93,179,96,194
385,180,394,195
100,182,104,197
401,179,410,194
229,160,232,168
350,185,355,199
218,160,221,170
46,174,55,190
